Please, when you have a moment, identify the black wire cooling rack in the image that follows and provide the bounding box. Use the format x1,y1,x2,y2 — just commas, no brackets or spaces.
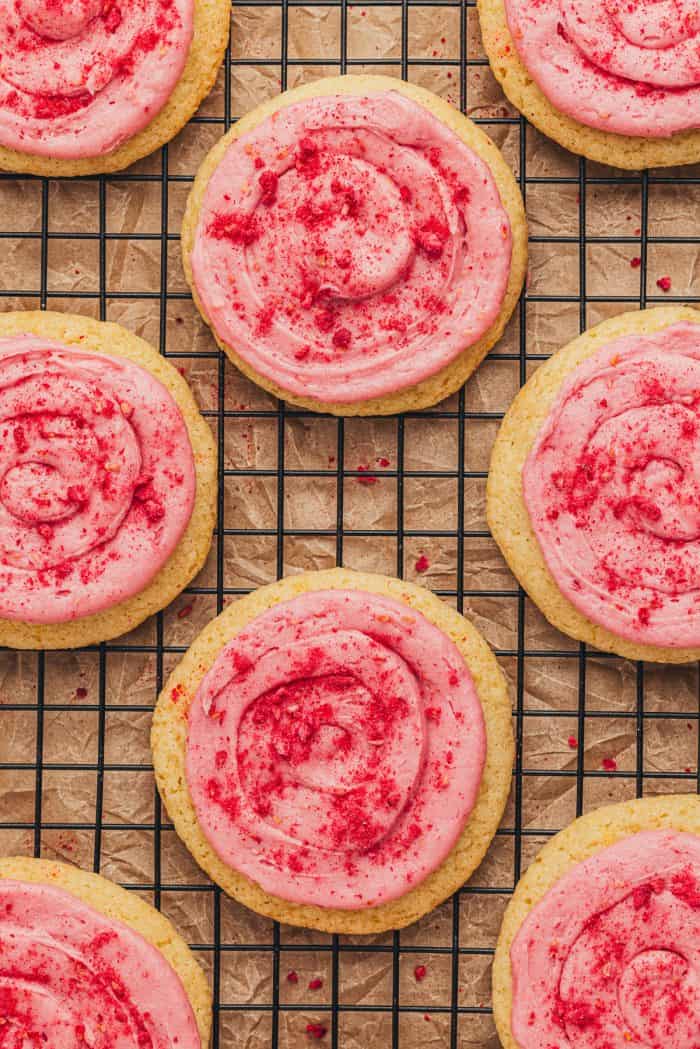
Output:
0,2,699,1047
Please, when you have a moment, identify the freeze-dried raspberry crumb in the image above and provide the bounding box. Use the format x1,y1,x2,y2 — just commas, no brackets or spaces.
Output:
602,757,617,771
415,554,430,573
630,257,641,269
287,971,299,984
259,170,279,205
567,736,578,749
357,465,378,485
306,1024,327,1039
656,276,672,292
308,978,323,990
414,964,427,982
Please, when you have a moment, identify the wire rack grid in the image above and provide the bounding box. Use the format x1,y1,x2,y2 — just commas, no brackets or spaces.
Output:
0,1,699,1047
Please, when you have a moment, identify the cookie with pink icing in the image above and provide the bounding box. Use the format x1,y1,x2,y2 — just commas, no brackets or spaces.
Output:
0,312,217,650
478,0,700,168
493,795,700,1049
182,75,527,415
488,307,700,662
0,0,231,175
152,569,514,932
511,832,700,1049
187,588,486,910
0,857,211,1047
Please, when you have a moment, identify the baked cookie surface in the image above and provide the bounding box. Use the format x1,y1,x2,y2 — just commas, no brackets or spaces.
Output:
152,567,514,933
493,794,700,1049
0,0,231,176
478,0,700,169
0,311,217,650
0,855,211,1046
488,306,700,663
182,74,527,416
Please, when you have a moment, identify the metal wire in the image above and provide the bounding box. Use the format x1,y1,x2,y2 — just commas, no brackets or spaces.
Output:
0,2,699,1047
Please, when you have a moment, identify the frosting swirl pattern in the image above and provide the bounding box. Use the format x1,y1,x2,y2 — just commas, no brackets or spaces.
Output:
503,0,700,137
0,336,195,624
0,878,200,1047
0,0,194,159
510,830,700,1049
190,91,512,404
522,322,700,648
186,589,487,909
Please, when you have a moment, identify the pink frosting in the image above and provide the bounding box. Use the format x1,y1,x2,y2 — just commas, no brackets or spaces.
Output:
0,335,195,624
522,323,700,648
0,0,194,159
510,830,700,1049
190,91,512,405
503,0,700,137
0,878,201,1048
185,589,487,909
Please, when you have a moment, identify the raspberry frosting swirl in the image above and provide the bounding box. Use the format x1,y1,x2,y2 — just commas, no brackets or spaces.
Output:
0,878,201,1048
190,91,512,405
522,322,700,648
0,335,195,624
186,589,487,909
503,0,700,137
0,0,194,159
510,830,700,1049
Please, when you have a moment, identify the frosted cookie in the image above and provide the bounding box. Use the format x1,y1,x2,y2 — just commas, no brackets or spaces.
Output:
0,855,211,1047
493,794,700,1049
0,311,217,649
182,74,527,416
478,0,700,169
152,568,514,933
0,0,231,176
488,306,700,663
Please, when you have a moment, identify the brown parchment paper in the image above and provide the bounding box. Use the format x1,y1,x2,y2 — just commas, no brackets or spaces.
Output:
0,6,699,1048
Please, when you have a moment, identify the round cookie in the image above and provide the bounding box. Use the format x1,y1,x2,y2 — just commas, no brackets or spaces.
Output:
0,855,211,1046
487,306,700,663
181,74,528,416
492,794,700,1049
477,0,700,170
0,0,231,177
0,310,217,650
152,567,514,934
